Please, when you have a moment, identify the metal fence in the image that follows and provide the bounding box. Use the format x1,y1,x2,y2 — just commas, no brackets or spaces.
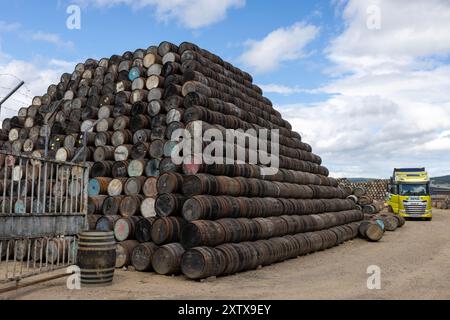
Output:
0,151,88,284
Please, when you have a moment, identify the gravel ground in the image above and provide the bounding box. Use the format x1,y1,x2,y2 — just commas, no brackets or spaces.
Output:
2,209,450,300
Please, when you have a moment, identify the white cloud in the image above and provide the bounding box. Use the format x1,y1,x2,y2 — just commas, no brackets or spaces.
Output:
327,0,450,73
0,20,74,50
31,31,75,49
77,0,245,29
0,23,74,120
0,57,74,120
277,0,450,178
0,21,21,32
239,22,319,73
259,84,316,95
423,131,450,151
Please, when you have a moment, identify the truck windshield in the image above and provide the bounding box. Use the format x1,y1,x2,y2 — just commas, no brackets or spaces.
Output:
399,184,429,196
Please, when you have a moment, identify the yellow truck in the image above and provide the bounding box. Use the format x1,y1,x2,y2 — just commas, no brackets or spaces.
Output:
387,168,432,220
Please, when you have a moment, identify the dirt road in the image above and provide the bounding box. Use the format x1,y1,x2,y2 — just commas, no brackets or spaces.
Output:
2,209,450,300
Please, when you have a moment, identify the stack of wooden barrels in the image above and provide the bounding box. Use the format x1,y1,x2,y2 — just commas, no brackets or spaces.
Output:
0,41,365,280
337,179,388,201
431,195,449,210
358,212,405,242
340,184,385,215
1,237,77,264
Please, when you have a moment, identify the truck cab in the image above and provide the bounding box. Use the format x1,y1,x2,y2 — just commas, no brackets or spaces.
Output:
387,168,432,220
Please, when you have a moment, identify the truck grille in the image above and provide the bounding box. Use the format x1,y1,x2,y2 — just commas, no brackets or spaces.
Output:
404,202,427,215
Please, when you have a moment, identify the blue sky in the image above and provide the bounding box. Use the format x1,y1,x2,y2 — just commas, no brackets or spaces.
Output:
1,0,450,178
0,0,342,103
1,0,337,104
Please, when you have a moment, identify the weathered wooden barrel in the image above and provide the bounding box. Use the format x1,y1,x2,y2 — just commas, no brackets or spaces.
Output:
96,215,121,231
107,178,127,196
22,139,34,152
77,231,116,286
91,161,114,177
127,159,147,177
102,196,124,216
64,134,79,149
347,195,358,203
152,243,185,275
146,75,164,90
142,177,158,197
215,243,241,275
55,147,75,161
159,157,179,174
132,129,152,144
115,240,139,268
46,238,72,264
378,215,398,231
113,116,130,131
30,238,47,262
87,195,107,215
134,217,158,243
12,239,31,261
112,129,133,147
358,195,373,206
145,159,160,177
148,139,164,159
94,146,115,162
94,132,113,147
181,196,218,221
182,174,219,197
157,172,183,194
353,186,367,197
114,216,142,241
88,177,112,196
358,221,384,241
393,215,406,228
131,242,159,271
0,240,14,259
362,204,377,214
14,199,32,214
143,53,162,68
180,220,226,249
147,100,162,117
112,160,128,178
130,115,151,132
150,217,185,245
181,246,225,280
98,105,114,119
155,193,186,217
114,145,132,161
140,197,157,218
123,176,146,195
147,64,163,77
87,214,102,230
119,195,143,217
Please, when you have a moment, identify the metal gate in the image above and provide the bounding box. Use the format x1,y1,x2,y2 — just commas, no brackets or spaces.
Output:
0,151,88,285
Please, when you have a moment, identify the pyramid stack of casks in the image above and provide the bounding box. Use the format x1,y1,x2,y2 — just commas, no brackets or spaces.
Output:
0,41,363,280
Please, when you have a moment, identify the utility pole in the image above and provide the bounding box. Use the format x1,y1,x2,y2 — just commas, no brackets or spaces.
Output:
0,81,25,114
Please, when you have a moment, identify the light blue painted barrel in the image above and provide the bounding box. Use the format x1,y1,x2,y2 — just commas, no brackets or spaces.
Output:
14,200,25,214
163,141,178,158
128,67,141,81
375,218,385,231
88,178,101,196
